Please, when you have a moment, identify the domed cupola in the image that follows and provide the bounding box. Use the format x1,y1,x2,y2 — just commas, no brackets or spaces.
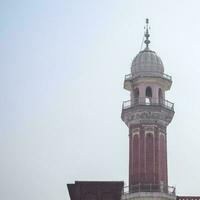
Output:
131,49,164,76
124,19,172,91
131,19,164,77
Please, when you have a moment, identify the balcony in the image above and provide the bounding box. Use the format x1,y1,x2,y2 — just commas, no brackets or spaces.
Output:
122,97,174,111
124,72,172,91
125,72,172,81
122,184,176,196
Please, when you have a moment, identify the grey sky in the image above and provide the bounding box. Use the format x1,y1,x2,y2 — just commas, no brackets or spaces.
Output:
1,0,200,200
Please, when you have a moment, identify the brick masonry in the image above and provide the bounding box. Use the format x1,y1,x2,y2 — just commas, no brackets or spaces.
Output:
129,124,167,187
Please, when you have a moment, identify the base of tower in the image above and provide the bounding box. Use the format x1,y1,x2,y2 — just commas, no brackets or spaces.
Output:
121,192,176,200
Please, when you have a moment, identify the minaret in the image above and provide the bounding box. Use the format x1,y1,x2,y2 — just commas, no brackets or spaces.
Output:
121,19,175,196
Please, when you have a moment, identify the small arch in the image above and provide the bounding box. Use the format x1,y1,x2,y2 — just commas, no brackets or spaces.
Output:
146,87,152,97
145,86,152,104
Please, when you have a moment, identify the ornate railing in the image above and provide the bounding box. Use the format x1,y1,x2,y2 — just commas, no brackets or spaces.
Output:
122,97,174,111
125,73,133,80
122,184,176,196
125,72,172,81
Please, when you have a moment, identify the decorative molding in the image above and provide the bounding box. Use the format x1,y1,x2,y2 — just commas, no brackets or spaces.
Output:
160,132,166,136
143,125,155,132
132,128,140,134
122,108,174,127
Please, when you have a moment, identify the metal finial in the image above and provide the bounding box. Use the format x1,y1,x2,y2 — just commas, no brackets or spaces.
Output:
144,18,150,49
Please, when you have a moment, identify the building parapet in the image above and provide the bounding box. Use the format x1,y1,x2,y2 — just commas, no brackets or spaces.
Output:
122,184,176,197
177,196,200,200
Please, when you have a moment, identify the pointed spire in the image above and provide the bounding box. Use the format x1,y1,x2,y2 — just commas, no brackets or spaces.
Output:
144,18,150,49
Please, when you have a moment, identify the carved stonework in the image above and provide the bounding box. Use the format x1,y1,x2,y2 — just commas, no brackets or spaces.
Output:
160,132,165,136
143,125,155,132
158,126,166,134
132,128,140,134
122,106,174,127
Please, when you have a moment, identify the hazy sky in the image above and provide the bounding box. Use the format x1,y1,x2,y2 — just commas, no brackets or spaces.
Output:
1,0,200,200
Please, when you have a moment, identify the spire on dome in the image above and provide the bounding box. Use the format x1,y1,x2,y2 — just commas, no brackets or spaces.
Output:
144,18,150,49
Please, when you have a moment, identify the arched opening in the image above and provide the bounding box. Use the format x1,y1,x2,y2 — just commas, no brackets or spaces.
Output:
146,133,154,184
158,88,163,104
145,86,152,104
134,88,139,104
133,134,139,185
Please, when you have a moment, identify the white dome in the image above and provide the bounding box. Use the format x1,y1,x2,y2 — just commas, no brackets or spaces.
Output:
131,49,164,76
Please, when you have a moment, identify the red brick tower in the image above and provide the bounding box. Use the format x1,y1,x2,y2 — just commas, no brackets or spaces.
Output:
121,19,175,194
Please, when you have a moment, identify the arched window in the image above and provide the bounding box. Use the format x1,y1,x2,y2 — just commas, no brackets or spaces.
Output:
145,86,152,104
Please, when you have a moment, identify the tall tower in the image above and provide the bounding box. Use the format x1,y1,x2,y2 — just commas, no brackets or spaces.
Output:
121,19,175,196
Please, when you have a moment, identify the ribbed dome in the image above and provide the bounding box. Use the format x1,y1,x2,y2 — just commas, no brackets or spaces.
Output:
131,48,164,76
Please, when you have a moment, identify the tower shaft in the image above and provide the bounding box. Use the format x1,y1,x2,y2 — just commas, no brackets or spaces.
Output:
129,124,168,190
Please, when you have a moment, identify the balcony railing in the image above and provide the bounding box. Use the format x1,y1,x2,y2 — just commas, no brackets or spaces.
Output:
125,72,172,81
122,184,176,196
122,97,174,111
